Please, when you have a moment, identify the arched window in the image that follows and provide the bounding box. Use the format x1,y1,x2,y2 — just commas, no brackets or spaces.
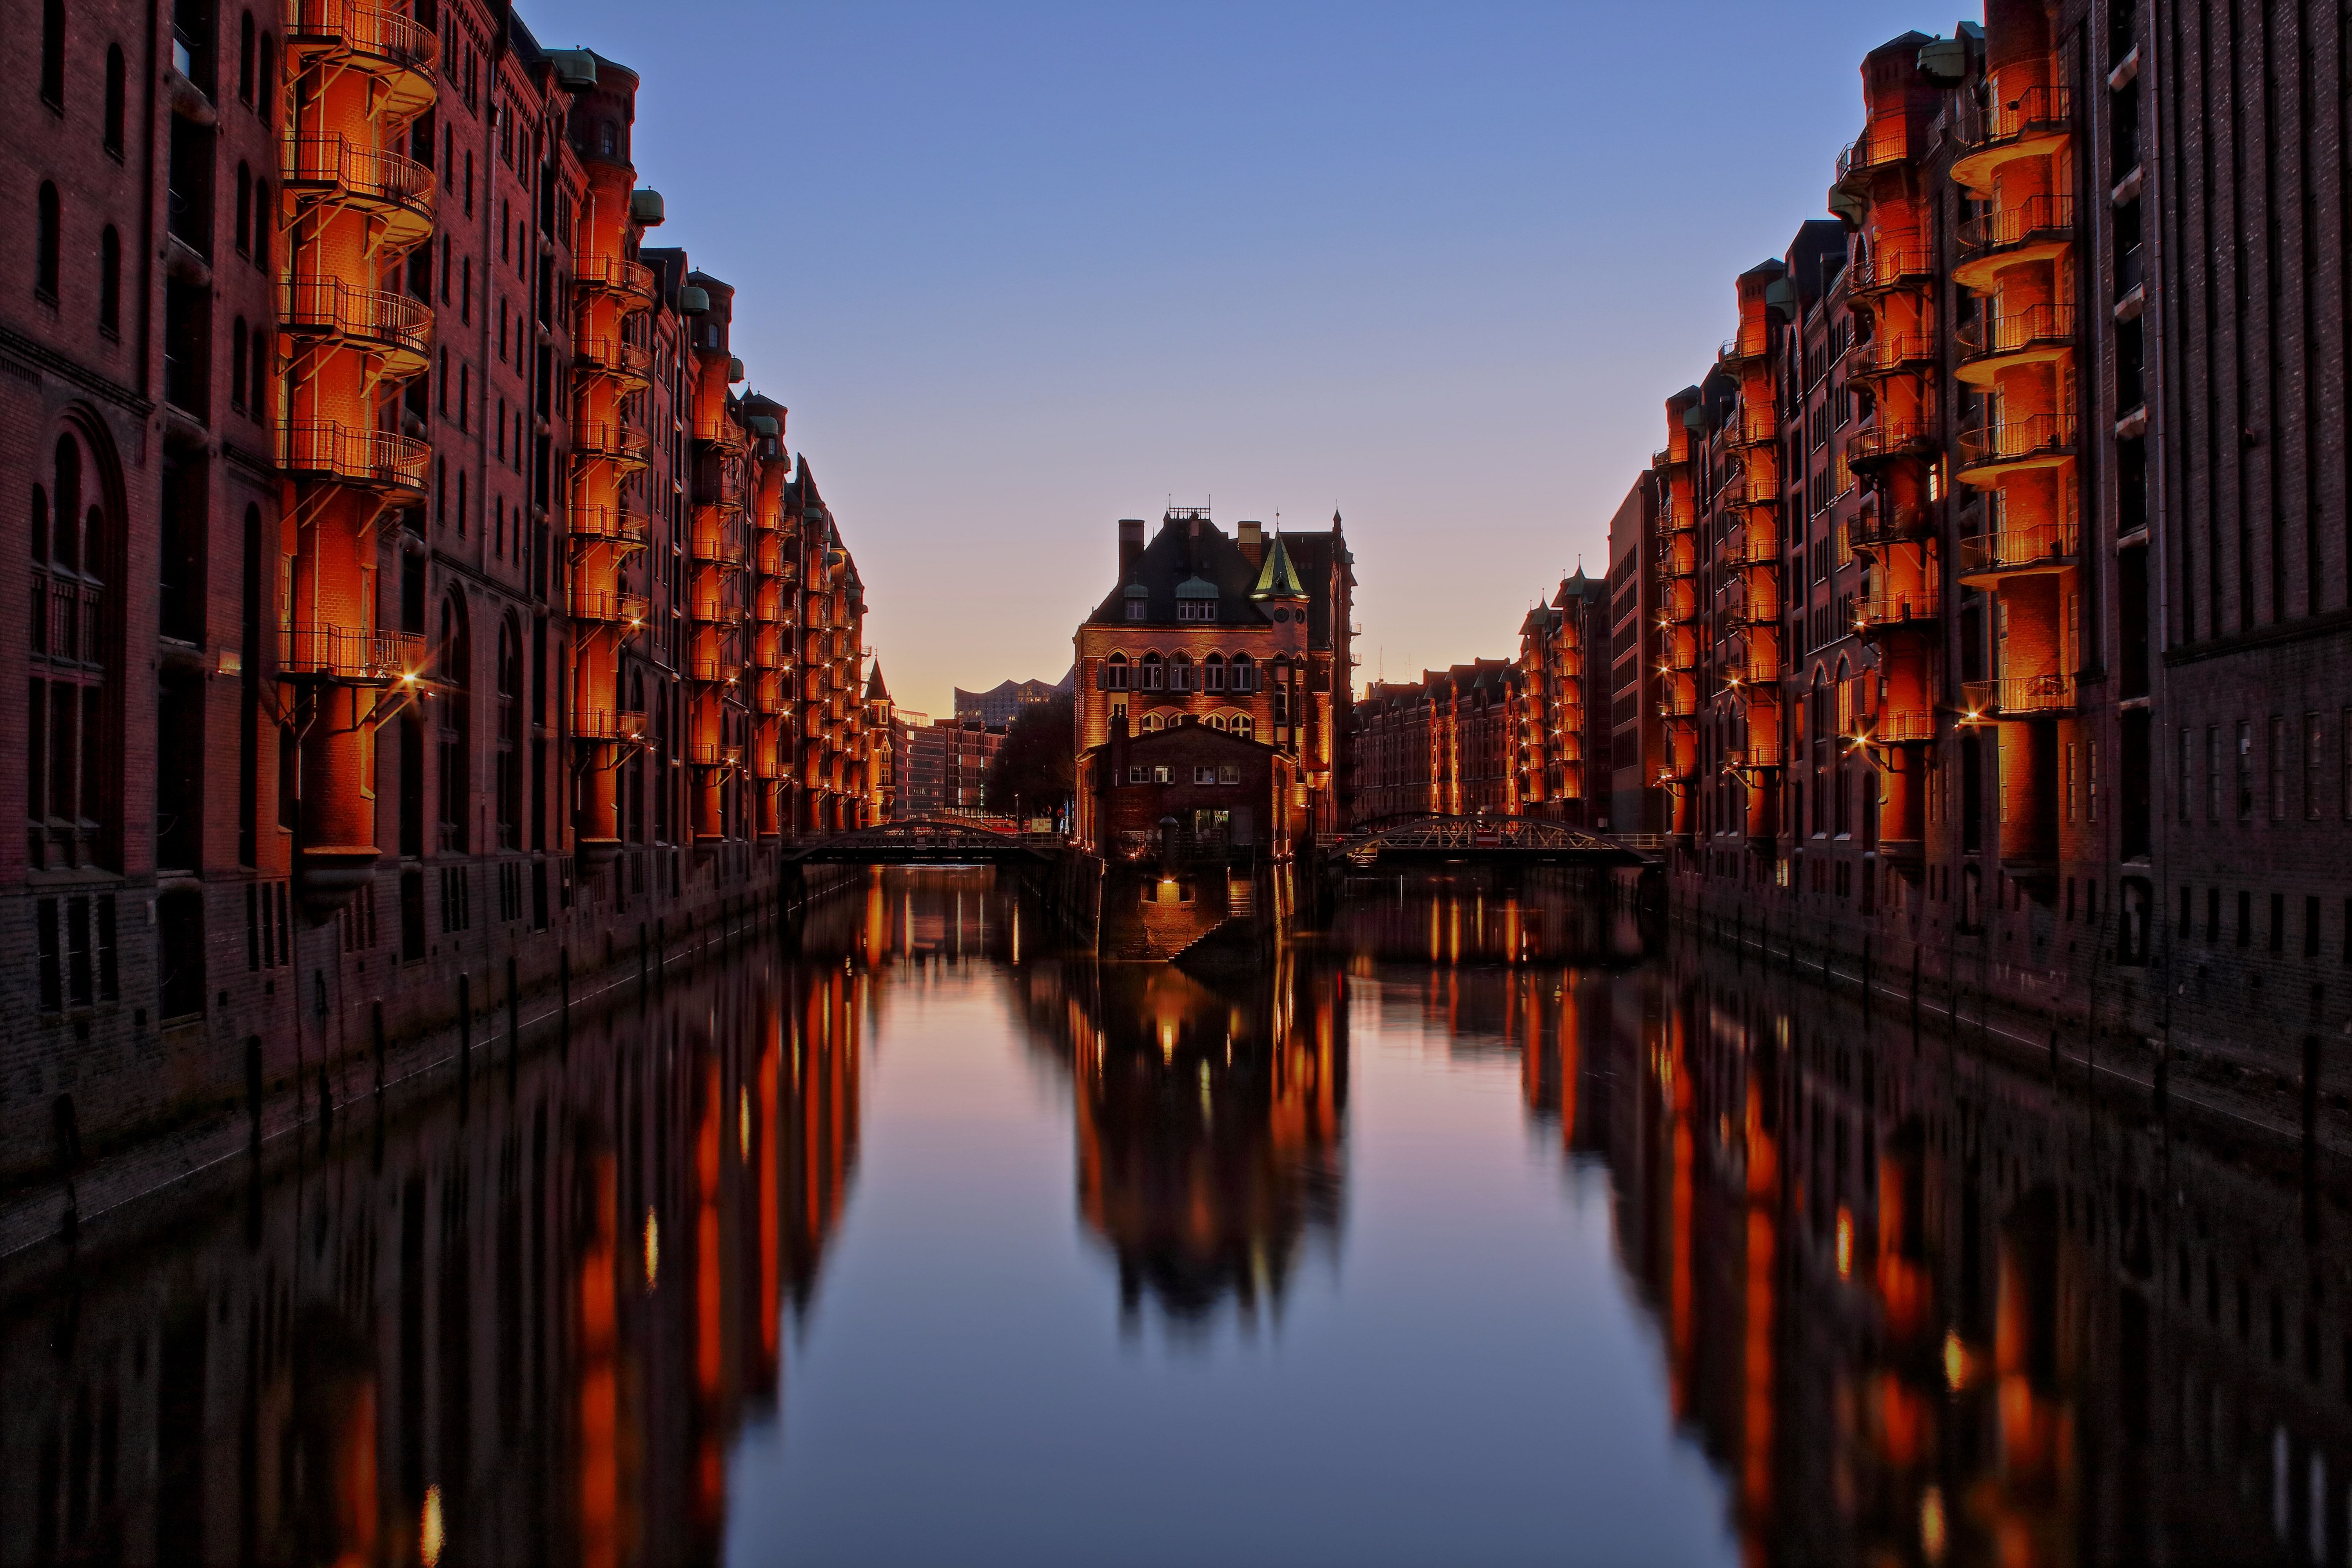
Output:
436,595,470,852
1102,652,1129,691
230,318,248,411
495,617,522,848
98,226,119,334
248,324,267,414
237,11,254,103
103,46,125,156
1207,714,1226,731
1138,652,1164,691
255,33,271,125
1232,713,1253,740
1168,653,1193,692
1203,653,1225,692
29,427,120,871
234,162,250,255
1230,653,1255,693
40,0,65,109
1142,713,1163,732
36,183,61,300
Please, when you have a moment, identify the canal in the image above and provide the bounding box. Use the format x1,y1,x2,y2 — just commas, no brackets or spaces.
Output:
4,867,2347,1565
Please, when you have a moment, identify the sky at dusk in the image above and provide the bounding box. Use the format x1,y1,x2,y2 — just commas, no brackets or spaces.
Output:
543,1,1964,720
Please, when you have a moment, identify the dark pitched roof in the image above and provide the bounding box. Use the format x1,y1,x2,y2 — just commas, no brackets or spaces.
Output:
865,662,890,701
1084,514,1271,628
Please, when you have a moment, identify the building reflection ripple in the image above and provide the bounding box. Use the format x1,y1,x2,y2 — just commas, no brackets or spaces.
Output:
2,869,2345,1566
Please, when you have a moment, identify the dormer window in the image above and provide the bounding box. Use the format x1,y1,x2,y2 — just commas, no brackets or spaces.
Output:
1127,600,1146,621
1178,599,1216,622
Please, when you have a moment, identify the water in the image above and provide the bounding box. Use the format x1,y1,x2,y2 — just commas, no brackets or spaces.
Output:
5,867,2345,1566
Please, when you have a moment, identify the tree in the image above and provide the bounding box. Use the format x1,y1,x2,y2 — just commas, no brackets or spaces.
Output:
984,693,1075,822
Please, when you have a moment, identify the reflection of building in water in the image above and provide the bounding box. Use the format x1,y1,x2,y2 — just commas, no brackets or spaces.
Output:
1559,954,2352,1568
1329,869,1645,968
0,956,862,1567
797,865,1022,975
1016,958,1345,1329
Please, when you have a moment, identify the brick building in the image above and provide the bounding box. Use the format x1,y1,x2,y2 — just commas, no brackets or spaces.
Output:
898,716,1002,818
1072,508,1355,852
0,0,885,1198
1590,1,2352,1118
1604,472,1668,834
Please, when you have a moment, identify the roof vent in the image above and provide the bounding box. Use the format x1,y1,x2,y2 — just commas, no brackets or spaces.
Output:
629,189,665,226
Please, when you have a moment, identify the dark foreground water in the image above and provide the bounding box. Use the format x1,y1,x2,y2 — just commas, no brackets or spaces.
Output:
5,867,2348,1566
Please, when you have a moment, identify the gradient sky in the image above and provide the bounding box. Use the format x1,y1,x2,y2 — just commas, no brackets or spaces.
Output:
545,1,1965,720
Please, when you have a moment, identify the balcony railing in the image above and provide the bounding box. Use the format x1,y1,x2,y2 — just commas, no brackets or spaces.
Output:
1963,673,2077,717
1956,412,2076,474
571,707,648,742
1732,585,1779,624
1835,123,1911,183
1723,639,1779,685
569,505,650,549
1720,329,1771,368
1847,506,1930,550
1955,301,2076,364
567,588,650,627
1848,332,1935,376
1847,247,1934,295
574,335,653,382
1956,193,2074,258
281,134,434,232
574,253,657,304
1725,463,1779,507
1663,498,1699,534
1733,521,1781,563
690,597,746,627
281,276,432,366
287,0,437,72
1953,83,2071,154
1959,521,2080,575
688,530,745,568
278,623,424,683
1858,584,1940,628
1872,709,1936,743
686,657,743,685
1727,738,1784,772
279,421,430,493
1844,420,1934,468
685,741,744,768
571,421,652,463
1657,684,1701,719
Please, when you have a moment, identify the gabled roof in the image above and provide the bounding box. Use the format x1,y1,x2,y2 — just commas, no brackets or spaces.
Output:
865,662,890,701
1083,514,1271,628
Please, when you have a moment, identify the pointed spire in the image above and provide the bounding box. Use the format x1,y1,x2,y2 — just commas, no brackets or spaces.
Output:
1252,532,1308,598
864,661,890,702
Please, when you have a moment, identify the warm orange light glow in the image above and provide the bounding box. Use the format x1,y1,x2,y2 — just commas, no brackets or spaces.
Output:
420,1485,445,1567
1835,1206,1853,1279
1944,1328,1967,1392
1920,1485,1947,1563
642,1208,660,1289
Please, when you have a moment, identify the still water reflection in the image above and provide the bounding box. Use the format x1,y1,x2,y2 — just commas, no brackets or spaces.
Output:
6,868,2347,1566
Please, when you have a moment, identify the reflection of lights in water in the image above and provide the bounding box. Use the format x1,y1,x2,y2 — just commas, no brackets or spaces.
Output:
421,1485,445,1566
1944,1329,1967,1392
1835,1207,1853,1279
1159,1020,1176,1063
642,1209,660,1290
739,1087,751,1156
1919,1485,1946,1563
1199,1060,1212,1122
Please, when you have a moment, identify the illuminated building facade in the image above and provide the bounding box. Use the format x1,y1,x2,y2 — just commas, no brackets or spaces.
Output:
1072,508,1356,850
0,0,882,1203
1612,2,2352,1112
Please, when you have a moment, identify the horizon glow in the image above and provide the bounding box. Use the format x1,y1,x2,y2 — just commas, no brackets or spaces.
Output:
540,0,1962,718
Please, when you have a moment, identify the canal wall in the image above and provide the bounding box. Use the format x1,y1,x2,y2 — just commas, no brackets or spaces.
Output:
0,861,866,1269
1665,880,2352,1165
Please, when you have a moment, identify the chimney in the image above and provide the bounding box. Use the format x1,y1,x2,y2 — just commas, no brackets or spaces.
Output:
1118,518,1145,579
1237,520,1265,566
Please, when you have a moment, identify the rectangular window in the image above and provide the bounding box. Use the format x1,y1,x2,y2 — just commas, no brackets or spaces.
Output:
2207,886,2221,942
2087,740,2098,822
2269,715,2288,820
2237,720,2254,820
35,898,61,1013
1152,766,1171,784
2179,727,2193,822
2308,895,2323,958
1195,766,1215,784
1125,601,1145,621
1218,764,1240,784
2270,892,2286,952
2238,890,2253,947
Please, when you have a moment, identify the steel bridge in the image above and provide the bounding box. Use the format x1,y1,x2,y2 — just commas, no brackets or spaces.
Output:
781,817,1060,866
1327,815,1662,868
